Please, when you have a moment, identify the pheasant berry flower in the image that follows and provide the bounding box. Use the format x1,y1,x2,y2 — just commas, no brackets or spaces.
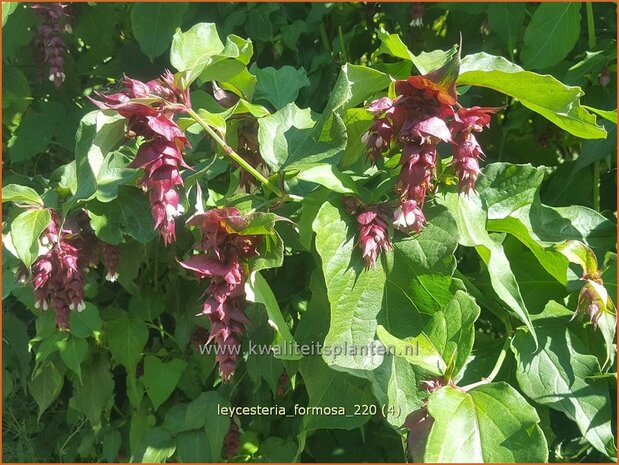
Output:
23,210,120,329
32,3,69,87
179,208,261,380
364,62,497,234
91,72,192,244
449,107,498,194
345,199,392,269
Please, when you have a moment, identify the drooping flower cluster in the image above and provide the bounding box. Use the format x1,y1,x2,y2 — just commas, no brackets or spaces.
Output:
363,70,498,234
91,71,192,245
345,199,392,269
32,3,69,87
410,3,425,27
24,210,120,329
179,208,261,380
223,421,241,459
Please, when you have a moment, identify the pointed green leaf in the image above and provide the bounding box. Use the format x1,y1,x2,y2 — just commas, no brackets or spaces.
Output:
425,383,548,462
512,311,615,457
10,208,50,268
459,53,606,139
142,356,187,409
313,198,386,371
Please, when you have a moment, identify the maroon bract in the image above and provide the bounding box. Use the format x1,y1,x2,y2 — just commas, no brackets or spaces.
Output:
91,72,191,245
363,68,497,234
410,2,425,27
32,3,69,87
357,207,392,268
449,107,498,194
179,208,261,381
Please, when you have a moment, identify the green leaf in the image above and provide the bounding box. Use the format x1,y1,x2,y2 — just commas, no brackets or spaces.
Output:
2,184,43,207
142,356,187,410
340,108,373,169
130,3,187,61
175,430,212,462
252,65,310,110
521,3,581,70
479,163,615,266
3,66,31,119
487,3,525,50
381,205,459,338
298,355,374,432
258,103,347,171
323,63,391,116
8,102,65,162
245,271,300,360
2,2,18,26
554,240,599,276
438,191,537,345
294,163,357,194
87,186,157,245
170,23,225,83
478,162,616,285
133,428,176,463
426,291,480,377
58,336,88,382
106,318,149,375
73,111,126,201
367,354,424,428
102,429,122,463
512,311,615,457
459,53,606,139
583,106,617,124
72,353,115,427
129,290,166,321
10,208,51,268
69,302,102,338
29,363,63,419
376,325,446,375
94,151,139,203
376,28,457,76
424,383,548,462
313,198,386,371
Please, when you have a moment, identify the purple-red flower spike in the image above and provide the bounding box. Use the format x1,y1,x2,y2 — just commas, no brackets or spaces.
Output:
355,208,392,269
32,3,69,87
25,210,121,330
92,72,192,245
179,207,261,381
364,62,498,233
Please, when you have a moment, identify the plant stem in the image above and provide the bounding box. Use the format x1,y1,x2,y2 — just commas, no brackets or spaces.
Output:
186,108,284,198
586,2,601,211
462,336,511,391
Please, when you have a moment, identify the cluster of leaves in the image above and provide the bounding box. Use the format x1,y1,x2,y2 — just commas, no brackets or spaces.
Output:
2,2,617,463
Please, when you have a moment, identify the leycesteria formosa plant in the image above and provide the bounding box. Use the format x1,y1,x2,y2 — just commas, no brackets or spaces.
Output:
3,14,616,464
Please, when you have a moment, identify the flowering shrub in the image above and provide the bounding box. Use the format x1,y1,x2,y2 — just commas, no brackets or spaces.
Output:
2,3,617,463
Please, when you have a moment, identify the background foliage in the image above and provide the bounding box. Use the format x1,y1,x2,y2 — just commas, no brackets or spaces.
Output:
2,2,617,463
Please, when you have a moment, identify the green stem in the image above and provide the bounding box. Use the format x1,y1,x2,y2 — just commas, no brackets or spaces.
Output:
462,336,511,391
187,108,283,198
